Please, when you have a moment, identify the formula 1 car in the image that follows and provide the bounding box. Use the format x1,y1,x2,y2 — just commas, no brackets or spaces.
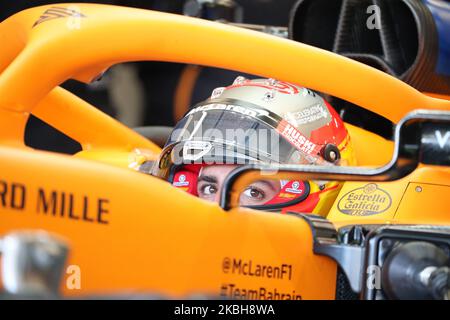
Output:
0,3,449,300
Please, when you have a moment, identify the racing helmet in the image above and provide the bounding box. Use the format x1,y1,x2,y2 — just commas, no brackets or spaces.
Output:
151,77,356,215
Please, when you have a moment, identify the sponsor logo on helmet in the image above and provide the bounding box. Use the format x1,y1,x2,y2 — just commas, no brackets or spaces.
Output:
173,174,190,187
228,80,300,95
289,104,329,125
337,183,392,216
276,120,320,155
285,181,304,194
188,103,270,118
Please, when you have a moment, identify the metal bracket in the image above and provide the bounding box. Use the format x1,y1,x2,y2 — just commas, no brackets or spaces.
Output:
297,214,365,293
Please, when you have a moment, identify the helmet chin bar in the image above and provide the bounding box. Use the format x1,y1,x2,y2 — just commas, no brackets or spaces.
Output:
220,110,450,210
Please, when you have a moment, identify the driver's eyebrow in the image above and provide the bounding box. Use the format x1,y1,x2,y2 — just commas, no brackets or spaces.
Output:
197,175,218,184
252,180,277,191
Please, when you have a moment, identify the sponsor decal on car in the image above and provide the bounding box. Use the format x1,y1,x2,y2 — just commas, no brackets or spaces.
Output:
33,6,86,27
0,179,110,224
219,257,301,300
337,183,392,216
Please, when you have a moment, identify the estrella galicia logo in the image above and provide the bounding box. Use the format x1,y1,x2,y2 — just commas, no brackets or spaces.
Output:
337,183,392,216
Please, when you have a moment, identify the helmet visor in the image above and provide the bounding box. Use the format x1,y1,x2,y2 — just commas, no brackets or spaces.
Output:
165,101,327,166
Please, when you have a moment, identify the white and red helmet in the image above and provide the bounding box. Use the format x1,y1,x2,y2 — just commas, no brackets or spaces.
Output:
153,77,356,214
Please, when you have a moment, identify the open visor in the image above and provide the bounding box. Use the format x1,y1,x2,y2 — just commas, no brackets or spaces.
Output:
162,100,329,167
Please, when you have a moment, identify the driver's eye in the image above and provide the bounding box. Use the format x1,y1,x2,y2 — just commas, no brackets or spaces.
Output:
201,184,217,195
243,187,265,199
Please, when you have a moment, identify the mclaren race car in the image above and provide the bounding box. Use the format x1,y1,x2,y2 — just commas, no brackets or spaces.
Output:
0,2,449,300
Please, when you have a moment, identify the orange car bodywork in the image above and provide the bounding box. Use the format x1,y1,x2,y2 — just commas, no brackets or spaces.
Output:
0,4,449,299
